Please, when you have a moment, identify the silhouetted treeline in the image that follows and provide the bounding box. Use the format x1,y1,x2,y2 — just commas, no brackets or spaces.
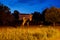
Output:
0,4,60,27
31,12,42,25
42,7,60,26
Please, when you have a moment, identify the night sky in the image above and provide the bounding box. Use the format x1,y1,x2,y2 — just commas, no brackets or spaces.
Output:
0,0,60,14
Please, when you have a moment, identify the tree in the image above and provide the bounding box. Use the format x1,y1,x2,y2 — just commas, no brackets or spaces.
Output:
0,3,11,25
13,10,19,26
32,11,41,25
44,7,60,26
42,8,49,25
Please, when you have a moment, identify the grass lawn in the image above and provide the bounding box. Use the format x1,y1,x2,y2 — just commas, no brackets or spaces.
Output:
0,26,60,40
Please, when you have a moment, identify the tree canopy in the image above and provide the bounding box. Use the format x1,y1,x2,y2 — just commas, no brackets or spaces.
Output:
44,7,60,26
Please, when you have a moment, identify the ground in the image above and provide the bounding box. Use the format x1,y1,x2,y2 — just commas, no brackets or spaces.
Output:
0,26,60,40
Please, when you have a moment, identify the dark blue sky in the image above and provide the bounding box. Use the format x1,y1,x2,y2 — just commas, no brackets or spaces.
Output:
0,0,60,13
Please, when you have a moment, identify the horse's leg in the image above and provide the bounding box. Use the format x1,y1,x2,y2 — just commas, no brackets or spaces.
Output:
22,19,26,26
27,22,29,26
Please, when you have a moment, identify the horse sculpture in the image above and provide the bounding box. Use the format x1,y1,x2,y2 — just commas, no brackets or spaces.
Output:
22,14,32,26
